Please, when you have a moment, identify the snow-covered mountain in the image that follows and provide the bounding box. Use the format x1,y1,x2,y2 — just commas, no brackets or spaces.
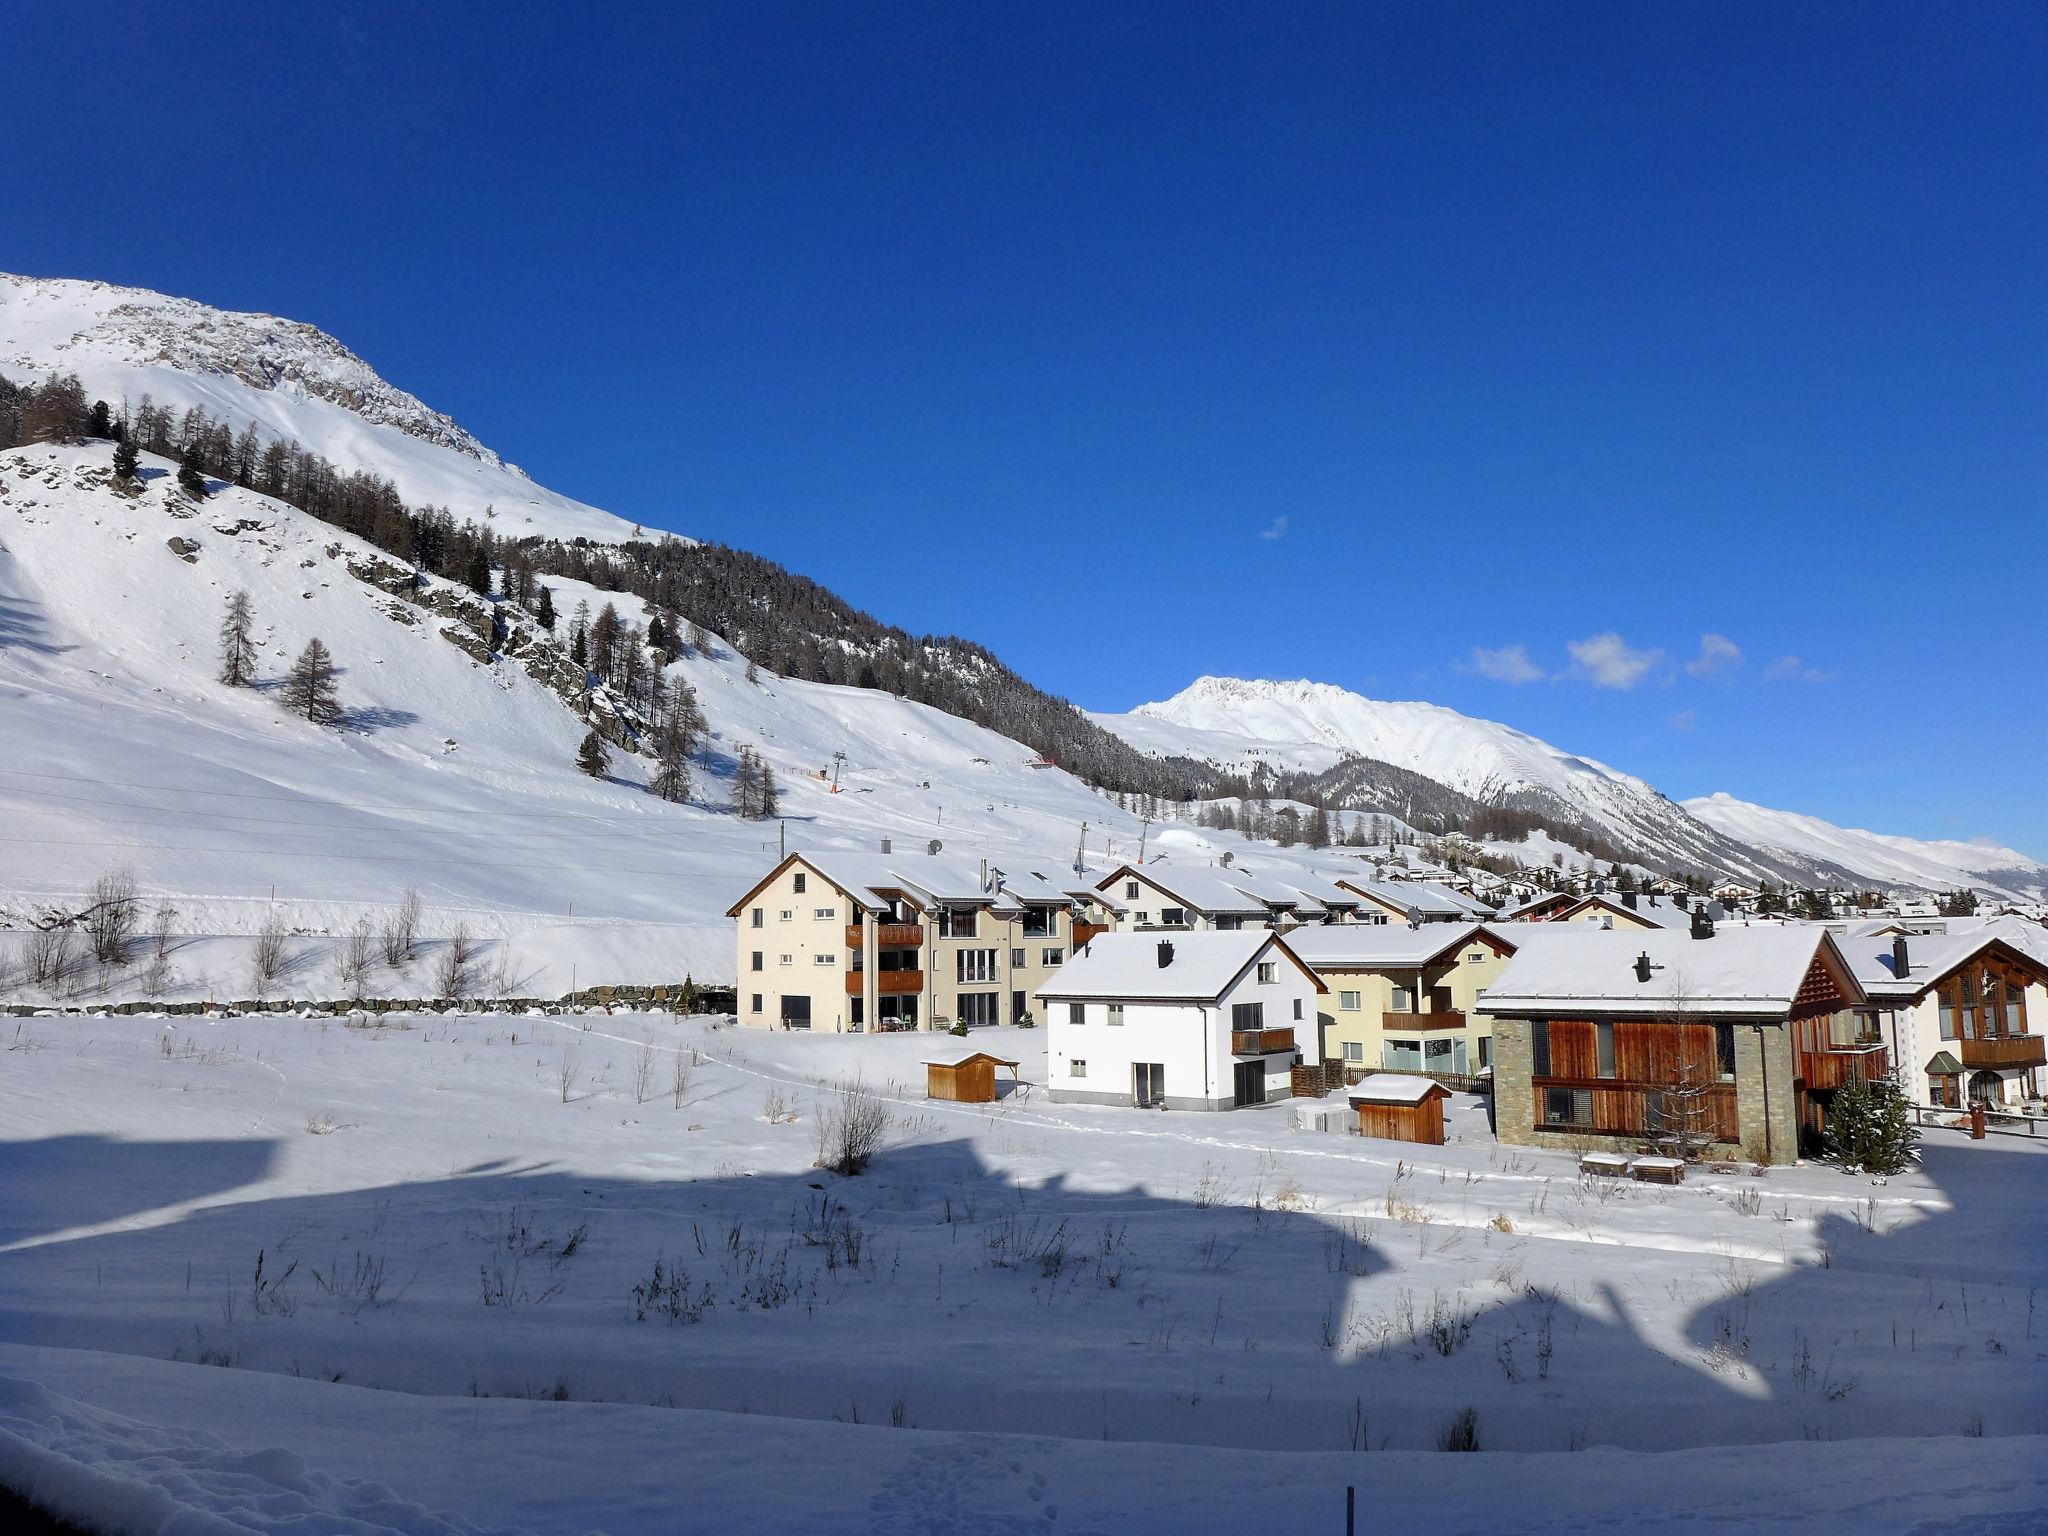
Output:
0,273,641,544
1098,677,1800,883
1684,792,2048,903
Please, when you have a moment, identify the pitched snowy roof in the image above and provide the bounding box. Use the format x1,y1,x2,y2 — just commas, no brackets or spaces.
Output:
1558,893,1721,930
1494,891,1575,922
1347,1073,1450,1105
922,1049,1020,1069
1283,920,1514,971
1099,864,1272,917
1829,918,2048,1000
729,851,1101,918
1476,926,1862,1017
1036,930,1322,1002
1340,879,1489,918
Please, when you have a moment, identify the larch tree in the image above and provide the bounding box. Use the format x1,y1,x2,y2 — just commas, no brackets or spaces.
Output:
576,729,611,778
281,637,343,725
218,591,257,687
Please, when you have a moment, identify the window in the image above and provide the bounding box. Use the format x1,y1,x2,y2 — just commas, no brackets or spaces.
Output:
1384,1038,1422,1071
750,951,764,973
778,953,793,967
1477,1036,1491,1070
1042,947,1064,966
750,908,764,928
1342,1040,1364,1063
1108,1003,1125,1027
1467,950,1486,964
1160,907,1187,927
1390,984,1413,1011
1714,1022,1737,1081
1595,1022,1615,1079
957,949,998,983
1293,998,1303,1020
813,953,836,966
749,993,762,1014
1010,948,1027,968
1339,990,1362,1012
957,992,999,1028
793,873,806,894
815,908,835,920
939,908,979,939
1125,880,1140,900
779,909,793,922
1530,1020,1551,1077
1257,962,1277,984
1069,1058,1088,1078
1543,1087,1593,1127
1136,912,1150,927
1020,907,1055,938
1231,1001,1264,1032
1068,1002,1085,1025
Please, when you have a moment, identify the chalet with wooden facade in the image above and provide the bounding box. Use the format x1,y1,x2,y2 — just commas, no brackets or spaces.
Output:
1037,930,1325,1110
1831,918,2047,1110
727,848,1099,1033
1476,921,1868,1164
1284,921,1518,1083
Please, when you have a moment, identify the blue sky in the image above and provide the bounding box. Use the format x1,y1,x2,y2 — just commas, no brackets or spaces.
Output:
7,3,2043,855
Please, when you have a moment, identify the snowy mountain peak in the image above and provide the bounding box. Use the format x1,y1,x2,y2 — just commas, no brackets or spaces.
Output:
0,273,512,469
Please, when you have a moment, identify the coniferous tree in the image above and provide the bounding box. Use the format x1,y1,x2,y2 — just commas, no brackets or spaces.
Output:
646,613,667,652
535,586,556,631
218,590,257,687
176,447,209,500
111,438,140,483
759,759,779,819
465,545,491,596
576,729,611,778
281,637,343,724
570,622,588,669
88,399,113,439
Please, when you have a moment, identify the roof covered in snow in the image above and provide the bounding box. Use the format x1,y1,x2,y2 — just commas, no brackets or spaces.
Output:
1282,920,1515,971
1827,916,2048,1000
1476,925,1862,1017
1346,1073,1449,1105
1035,930,1323,1002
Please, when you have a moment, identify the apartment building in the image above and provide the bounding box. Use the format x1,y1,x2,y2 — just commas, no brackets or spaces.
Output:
727,848,1094,1032
1286,921,1518,1080
1038,931,1325,1110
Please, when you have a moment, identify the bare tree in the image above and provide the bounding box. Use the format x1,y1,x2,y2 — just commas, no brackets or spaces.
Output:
670,1048,692,1108
218,590,257,687
24,924,84,991
252,913,288,999
632,1038,657,1104
381,885,421,967
280,637,343,725
556,1044,583,1104
434,922,475,1000
338,918,375,1001
812,1074,892,1176
83,867,142,966
1648,972,1719,1162
141,903,177,998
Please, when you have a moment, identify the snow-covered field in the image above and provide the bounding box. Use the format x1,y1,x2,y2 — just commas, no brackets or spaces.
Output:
2,1008,2042,1531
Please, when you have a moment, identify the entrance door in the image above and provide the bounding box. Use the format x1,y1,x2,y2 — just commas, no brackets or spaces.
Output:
1133,1062,1164,1107
1011,990,1028,1025
1233,1059,1265,1107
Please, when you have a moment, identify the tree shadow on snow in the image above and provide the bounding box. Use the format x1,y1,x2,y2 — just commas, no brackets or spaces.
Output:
0,1135,280,1248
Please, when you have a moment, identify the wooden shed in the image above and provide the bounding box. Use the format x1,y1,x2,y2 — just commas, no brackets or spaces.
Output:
1347,1073,1452,1145
924,1050,1021,1104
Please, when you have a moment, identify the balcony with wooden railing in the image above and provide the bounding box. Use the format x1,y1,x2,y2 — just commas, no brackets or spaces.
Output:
1072,921,1109,949
1381,1009,1467,1032
1231,1026,1295,1056
845,922,923,949
1797,1043,1889,1091
846,969,923,996
1959,1034,2045,1070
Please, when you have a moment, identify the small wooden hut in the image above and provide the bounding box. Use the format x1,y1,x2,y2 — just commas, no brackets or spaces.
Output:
924,1049,1021,1104
1347,1073,1451,1145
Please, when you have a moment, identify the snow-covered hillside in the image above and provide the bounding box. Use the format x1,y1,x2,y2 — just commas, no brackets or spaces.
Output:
0,274,642,545
0,440,1173,990
1099,677,1794,883
1685,792,2048,903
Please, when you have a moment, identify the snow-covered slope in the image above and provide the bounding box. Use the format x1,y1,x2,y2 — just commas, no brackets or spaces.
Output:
1685,792,2048,903
1099,677,1791,881
0,274,644,544
0,440,1164,989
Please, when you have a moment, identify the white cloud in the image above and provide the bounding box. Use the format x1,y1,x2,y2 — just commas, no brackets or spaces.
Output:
1667,708,1697,732
1684,632,1742,679
1257,516,1289,541
1764,654,1833,684
1566,631,1664,690
1459,644,1546,684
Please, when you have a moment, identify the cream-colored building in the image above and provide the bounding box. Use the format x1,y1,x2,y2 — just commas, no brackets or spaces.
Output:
727,849,1097,1032
1286,922,1518,1079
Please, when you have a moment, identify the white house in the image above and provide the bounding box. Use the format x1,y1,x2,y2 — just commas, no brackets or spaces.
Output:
1036,931,1325,1110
